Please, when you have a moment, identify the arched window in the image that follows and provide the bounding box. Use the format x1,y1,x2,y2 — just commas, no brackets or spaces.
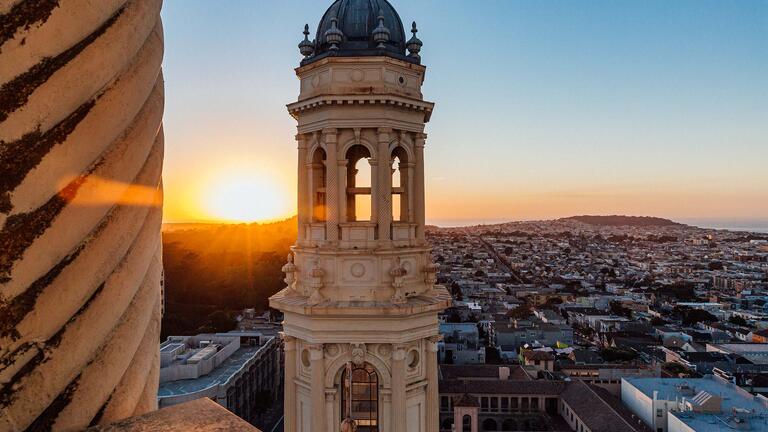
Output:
501,419,516,431
345,145,372,222
462,414,472,430
390,146,409,223
482,418,498,431
311,147,327,222
340,363,378,431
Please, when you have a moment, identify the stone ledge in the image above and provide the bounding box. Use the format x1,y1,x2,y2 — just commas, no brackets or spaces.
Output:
87,398,260,431
270,286,452,317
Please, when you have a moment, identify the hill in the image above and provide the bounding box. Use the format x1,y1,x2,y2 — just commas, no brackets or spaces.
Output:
160,217,297,338
563,215,682,227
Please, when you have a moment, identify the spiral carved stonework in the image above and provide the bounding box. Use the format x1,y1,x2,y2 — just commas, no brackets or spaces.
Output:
0,0,165,430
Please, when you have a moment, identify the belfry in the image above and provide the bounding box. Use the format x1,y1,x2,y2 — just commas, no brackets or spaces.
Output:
269,0,451,431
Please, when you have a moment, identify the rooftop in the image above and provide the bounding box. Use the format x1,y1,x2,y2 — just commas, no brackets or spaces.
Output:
624,376,768,432
158,339,272,398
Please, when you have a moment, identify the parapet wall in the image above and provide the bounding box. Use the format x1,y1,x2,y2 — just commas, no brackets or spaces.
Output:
0,0,165,430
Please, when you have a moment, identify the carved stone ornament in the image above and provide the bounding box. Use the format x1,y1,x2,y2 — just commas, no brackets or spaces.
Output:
308,259,325,305
282,253,298,293
376,343,392,358
325,343,341,357
341,417,358,432
350,343,366,367
424,261,439,290
390,257,408,304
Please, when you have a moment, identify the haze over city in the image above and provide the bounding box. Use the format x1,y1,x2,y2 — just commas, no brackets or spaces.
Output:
160,0,767,227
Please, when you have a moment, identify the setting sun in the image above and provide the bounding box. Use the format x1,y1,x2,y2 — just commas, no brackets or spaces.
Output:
204,174,286,223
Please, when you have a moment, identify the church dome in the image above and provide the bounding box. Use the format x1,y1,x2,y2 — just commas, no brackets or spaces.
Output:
299,0,421,65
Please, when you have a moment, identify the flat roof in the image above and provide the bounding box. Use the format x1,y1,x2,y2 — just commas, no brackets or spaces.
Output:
158,342,268,398
624,377,768,432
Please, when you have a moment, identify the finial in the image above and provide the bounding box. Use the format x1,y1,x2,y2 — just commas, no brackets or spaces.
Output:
299,24,315,58
325,17,344,51
407,21,423,60
372,9,391,49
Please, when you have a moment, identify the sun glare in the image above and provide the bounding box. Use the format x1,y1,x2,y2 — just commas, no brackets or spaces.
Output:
204,174,286,223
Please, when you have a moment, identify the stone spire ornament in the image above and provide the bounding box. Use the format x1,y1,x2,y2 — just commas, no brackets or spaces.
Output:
325,17,344,51
299,24,315,58
308,260,326,305
372,10,391,49
390,257,408,304
282,252,298,293
407,21,423,60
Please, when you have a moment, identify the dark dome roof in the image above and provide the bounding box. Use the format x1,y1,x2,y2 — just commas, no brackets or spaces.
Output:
303,0,417,65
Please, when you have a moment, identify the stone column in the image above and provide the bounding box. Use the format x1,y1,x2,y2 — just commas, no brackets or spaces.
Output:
283,335,297,432
309,344,326,429
297,134,308,243
391,345,407,432
0,1,164,429
377,128,393,242
338,159,348,224
414,133,427,242
369,157,379,227
426,336,440,432
325,391,336,432
323,129,339,243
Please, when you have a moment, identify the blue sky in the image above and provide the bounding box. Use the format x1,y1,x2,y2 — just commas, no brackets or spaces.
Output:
160,0,767,224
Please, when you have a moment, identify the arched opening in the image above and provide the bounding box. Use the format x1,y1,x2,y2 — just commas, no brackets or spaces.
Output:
340,363,378,431
345,145,372,222
501,419,516,431
482,418,498,431
390,146,409,223
311,147,327,222
462,414,472,431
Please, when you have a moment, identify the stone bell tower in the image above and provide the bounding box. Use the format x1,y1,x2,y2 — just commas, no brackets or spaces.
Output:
269,1,451,431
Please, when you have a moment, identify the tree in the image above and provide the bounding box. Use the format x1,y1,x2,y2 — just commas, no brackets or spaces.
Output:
610,301,633,319
600,347,638,362
662,362,695,377
729,315,748,326
507,305,533,320
677,308,718,326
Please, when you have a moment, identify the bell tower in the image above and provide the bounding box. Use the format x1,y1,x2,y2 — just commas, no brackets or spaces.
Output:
270,1,451,431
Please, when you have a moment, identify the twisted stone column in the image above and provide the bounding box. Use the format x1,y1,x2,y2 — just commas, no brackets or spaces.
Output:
296,134,308,243
377,128,392,243
0,0,165,430
323,129,338,243
414,133,427,242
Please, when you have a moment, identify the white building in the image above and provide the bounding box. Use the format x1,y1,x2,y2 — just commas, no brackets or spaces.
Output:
621,376,768,432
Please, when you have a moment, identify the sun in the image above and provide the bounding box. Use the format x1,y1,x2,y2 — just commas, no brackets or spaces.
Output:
204,174,286,223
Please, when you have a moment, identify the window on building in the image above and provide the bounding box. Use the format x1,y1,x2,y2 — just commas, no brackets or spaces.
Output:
481,396,489,412
391,147,409,223
340,363,378,431
490,397,498,412
501,397,509,412
345,145,372,222
311,147,327,222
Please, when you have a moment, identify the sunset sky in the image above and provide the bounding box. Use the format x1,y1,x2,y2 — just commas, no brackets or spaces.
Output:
160,0,767,226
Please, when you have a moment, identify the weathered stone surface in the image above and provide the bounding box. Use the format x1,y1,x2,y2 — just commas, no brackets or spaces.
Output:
0,0,165,430
86,399,261,432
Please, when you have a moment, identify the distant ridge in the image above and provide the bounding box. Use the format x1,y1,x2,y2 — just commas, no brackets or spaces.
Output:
563,215,682,227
